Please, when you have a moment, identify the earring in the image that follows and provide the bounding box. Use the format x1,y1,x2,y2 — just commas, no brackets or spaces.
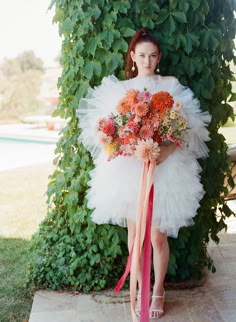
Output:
131,61,135,72
156,63,160,74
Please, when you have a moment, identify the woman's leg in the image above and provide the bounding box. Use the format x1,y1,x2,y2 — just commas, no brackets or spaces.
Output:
127,219,143,314
149,228,169,318
127,219,143,290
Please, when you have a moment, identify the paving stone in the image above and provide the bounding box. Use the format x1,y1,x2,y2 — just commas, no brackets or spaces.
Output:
29,232,236,322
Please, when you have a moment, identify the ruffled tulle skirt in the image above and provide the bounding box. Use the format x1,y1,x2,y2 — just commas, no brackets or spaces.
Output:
86,148,204,238
78,75,211,238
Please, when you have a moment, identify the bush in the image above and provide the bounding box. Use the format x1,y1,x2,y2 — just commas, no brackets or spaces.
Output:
28,0,236,291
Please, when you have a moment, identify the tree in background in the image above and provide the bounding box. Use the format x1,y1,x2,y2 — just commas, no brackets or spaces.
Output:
0,50,44,121
28,0,235,292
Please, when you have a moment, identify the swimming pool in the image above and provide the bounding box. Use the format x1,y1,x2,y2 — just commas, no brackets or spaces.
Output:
0,136,57,145
0,138,56,171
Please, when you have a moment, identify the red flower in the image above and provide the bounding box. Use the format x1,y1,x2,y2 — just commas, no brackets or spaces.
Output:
102,123,115,136
151,91,174,116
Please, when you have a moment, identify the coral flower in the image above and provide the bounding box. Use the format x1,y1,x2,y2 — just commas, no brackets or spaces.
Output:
134,102,149,117
116,98,131,114
102,123,115,136
126,89,139,104
139,125,154,139
135,139,160,162
151,91,174,115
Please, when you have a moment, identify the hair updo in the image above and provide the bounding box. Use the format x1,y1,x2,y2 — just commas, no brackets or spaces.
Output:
124,28,160,79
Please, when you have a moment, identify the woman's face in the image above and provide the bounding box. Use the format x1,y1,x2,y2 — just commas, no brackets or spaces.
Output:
131,41,161,77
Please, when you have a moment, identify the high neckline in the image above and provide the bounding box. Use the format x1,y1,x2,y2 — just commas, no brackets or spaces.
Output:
133,74,160,80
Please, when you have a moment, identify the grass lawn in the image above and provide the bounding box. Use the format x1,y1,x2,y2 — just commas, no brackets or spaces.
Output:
219,115,236,145
0,163,53,322
0,237,33,322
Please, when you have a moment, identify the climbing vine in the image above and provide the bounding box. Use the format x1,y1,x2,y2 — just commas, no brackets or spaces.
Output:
28,0,236,291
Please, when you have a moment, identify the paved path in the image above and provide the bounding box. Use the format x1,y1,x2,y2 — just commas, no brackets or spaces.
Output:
29,231,236,322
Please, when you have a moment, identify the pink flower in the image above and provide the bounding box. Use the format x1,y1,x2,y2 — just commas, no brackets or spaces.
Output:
139,125,154,139
135,139,160,162
118,126,129,138
127,121,140,133
134,102,149,117
137,91,152,102
97,117,107,130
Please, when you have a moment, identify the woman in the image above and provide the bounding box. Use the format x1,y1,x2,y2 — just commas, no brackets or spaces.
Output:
78,28,211,319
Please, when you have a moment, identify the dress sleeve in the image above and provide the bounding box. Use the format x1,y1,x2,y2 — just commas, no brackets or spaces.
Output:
77,75,125,158
171,78,211,159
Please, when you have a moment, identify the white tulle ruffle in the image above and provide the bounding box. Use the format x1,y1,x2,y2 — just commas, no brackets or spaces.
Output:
77,75,211,238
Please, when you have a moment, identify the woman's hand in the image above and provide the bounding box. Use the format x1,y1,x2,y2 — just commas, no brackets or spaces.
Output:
156,143,176,165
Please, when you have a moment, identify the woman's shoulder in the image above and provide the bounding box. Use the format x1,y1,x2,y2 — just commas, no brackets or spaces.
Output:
160,75,179,84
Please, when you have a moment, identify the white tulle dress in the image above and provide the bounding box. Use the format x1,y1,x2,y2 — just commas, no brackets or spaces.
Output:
77,75,211,238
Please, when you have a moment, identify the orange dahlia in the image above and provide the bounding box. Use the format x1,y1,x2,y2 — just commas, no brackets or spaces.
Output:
134,102,149,117
151,91,174,115
126,89,139,105
116,98,131,114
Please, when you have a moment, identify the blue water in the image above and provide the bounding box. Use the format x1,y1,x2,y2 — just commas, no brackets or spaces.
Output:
0,136,56,145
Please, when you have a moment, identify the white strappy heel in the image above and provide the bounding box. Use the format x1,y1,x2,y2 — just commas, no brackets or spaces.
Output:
149,291,165,319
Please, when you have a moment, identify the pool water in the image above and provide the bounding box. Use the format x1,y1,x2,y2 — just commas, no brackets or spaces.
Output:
0,139,56,171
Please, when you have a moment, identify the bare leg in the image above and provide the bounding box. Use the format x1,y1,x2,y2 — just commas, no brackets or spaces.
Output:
127,219,143,314
149,228,169,318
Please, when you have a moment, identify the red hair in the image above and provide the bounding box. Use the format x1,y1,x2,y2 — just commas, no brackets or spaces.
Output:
124,28,160,79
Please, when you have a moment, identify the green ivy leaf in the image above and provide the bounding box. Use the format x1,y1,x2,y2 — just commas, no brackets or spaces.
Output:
166,15,176,34
120,27,136,37
229,93,236,102
156,9,169,24
86,37,98,56
171,11,187,23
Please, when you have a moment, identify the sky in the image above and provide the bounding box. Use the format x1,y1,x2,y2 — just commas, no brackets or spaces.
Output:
0,0,61,67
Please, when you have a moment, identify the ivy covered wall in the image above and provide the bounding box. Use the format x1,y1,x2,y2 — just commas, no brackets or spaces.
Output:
28,0,236,292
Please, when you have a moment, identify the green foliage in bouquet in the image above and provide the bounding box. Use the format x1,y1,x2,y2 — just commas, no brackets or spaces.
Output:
28,0,236,291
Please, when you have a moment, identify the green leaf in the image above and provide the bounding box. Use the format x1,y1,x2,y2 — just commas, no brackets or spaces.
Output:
166,15,176,34
156,9,169,25
184,33,200,54
229,93,236,102
86,37,98,56
171,11,187,23
191,0,202,11
77,81,89,100
120,27,135,37
100,29,114,47
92,61,102,76
179,0,189,12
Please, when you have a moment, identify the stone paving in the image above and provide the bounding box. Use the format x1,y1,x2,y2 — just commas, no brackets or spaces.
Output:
29,230,236,322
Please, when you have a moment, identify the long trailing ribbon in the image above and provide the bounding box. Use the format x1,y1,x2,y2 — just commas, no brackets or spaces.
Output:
114,161,156,322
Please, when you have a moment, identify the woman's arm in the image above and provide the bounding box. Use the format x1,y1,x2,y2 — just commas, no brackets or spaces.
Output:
157,143,176,164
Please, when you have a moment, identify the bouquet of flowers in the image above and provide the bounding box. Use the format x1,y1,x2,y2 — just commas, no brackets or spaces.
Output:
97,88,187,162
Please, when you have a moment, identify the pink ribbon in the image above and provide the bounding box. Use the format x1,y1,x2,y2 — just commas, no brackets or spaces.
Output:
115,161,156,322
